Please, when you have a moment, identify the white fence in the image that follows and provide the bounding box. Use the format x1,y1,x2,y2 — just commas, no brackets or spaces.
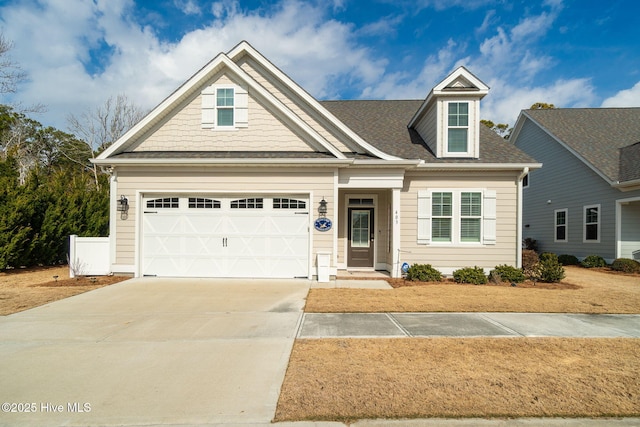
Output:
68,235,110,277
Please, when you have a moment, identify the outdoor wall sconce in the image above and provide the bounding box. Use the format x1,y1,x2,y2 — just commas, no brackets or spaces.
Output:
318,197,328,217
117,195,129,220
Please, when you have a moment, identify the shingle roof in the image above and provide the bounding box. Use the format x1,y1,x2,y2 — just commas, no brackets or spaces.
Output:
524,108,640,183
321,100,536,164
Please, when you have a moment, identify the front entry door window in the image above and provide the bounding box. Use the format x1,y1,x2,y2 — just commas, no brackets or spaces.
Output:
348,208,374,268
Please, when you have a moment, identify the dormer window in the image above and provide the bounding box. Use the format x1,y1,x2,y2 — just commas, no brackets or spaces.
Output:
407,66,488,160
447,102,469,153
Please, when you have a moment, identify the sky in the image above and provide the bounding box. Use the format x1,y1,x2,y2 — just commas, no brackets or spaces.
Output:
1,0,639,132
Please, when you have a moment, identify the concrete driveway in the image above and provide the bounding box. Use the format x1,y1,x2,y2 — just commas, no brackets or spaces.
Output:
0,277,309,426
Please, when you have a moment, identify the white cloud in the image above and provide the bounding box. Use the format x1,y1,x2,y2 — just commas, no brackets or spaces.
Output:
174,0,201,15
481,78,597,126
601,81,640,107
1,0,386,129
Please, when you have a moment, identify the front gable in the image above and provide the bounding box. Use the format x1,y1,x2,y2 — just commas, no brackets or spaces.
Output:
126,70,319,153
96,41,404,165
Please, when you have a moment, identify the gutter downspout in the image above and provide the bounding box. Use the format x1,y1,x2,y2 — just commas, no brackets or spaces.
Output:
516,167,529,268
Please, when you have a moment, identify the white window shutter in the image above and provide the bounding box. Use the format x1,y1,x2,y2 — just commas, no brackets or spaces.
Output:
235,85,248,128
417,190,431,245
483,190,497,245
201,87,216,129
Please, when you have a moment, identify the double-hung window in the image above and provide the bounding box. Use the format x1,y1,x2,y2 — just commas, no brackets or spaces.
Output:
447,102,469,153
555,209,567,242
584,204,600,242
432,192,453,242
460,192,482,242
216,88,234,127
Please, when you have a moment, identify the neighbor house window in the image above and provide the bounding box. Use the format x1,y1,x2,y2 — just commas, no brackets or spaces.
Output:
555,209,567,242
460,192,482,242
431,192,453,242
447,102,469,153
584,204,600,242
216,88,234,127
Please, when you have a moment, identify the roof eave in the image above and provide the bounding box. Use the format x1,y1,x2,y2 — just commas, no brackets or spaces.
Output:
92,157,354,167
414,162,543,171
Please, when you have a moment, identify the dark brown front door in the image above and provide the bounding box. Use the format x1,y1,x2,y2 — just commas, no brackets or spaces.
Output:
348,208,374,268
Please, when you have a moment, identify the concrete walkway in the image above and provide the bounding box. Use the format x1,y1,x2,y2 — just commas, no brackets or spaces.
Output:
299,312,640,338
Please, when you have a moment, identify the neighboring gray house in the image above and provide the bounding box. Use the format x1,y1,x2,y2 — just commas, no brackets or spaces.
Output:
511,108,640,262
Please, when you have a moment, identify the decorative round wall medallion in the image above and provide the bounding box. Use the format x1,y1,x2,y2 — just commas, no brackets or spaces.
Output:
314,217,333,232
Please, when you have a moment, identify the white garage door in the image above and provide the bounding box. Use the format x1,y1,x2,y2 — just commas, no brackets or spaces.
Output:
142,195,309,278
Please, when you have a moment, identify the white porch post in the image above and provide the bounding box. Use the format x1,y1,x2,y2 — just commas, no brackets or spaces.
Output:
392,188,401,278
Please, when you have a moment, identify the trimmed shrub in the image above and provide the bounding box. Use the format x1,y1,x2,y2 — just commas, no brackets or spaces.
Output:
490,265,526,283
406,264,443,282
538,253,565,283
453,266,488,285
581,254,607,268
558,254,580,266
611,258,640,274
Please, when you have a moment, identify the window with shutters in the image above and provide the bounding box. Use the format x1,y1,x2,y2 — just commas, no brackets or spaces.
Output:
417,189,495,246
201,84,248,130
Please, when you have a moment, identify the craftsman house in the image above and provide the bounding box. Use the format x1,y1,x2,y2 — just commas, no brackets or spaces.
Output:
93,41,540,279
511,108,640,262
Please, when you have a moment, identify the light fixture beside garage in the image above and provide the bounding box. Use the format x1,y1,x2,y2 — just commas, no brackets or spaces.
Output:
117,195,129,220
318,197,328,217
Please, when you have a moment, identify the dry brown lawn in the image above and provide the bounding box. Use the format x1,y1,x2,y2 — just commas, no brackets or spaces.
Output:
306,266,640,313
0,265,129,315
276,338,640,422
277,266,640,422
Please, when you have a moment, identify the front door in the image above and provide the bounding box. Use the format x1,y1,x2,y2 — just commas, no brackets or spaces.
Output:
348,208,374,268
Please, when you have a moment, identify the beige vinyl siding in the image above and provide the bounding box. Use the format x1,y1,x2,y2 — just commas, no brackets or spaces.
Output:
113,167,336,266
400,171,519,271
413,103,437,155
237,56,355,154
131,73,315,152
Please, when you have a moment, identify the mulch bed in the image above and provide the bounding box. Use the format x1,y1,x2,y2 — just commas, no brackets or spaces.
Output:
388,278,582,290
31,276,128,288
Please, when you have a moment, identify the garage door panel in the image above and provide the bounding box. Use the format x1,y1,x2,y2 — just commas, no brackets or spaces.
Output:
142,196,309,278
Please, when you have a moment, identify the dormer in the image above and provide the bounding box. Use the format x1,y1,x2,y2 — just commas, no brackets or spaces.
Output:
408,66,489,159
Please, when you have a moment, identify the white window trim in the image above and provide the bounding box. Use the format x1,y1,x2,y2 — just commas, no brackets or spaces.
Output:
554,208,568,243
417,189,495,246
437,99,480,158
215,87,236,129
583,204,601,243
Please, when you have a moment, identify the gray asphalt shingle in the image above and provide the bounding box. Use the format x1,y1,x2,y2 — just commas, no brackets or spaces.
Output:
525,108,640,183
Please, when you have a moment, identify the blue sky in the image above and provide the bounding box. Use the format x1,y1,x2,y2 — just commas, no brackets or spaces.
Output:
1,0,639,131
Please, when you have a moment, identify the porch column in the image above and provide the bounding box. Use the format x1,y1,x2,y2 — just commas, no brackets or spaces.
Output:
392,188,401,278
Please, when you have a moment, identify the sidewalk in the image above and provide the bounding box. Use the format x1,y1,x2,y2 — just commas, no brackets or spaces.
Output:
298,312,640,338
